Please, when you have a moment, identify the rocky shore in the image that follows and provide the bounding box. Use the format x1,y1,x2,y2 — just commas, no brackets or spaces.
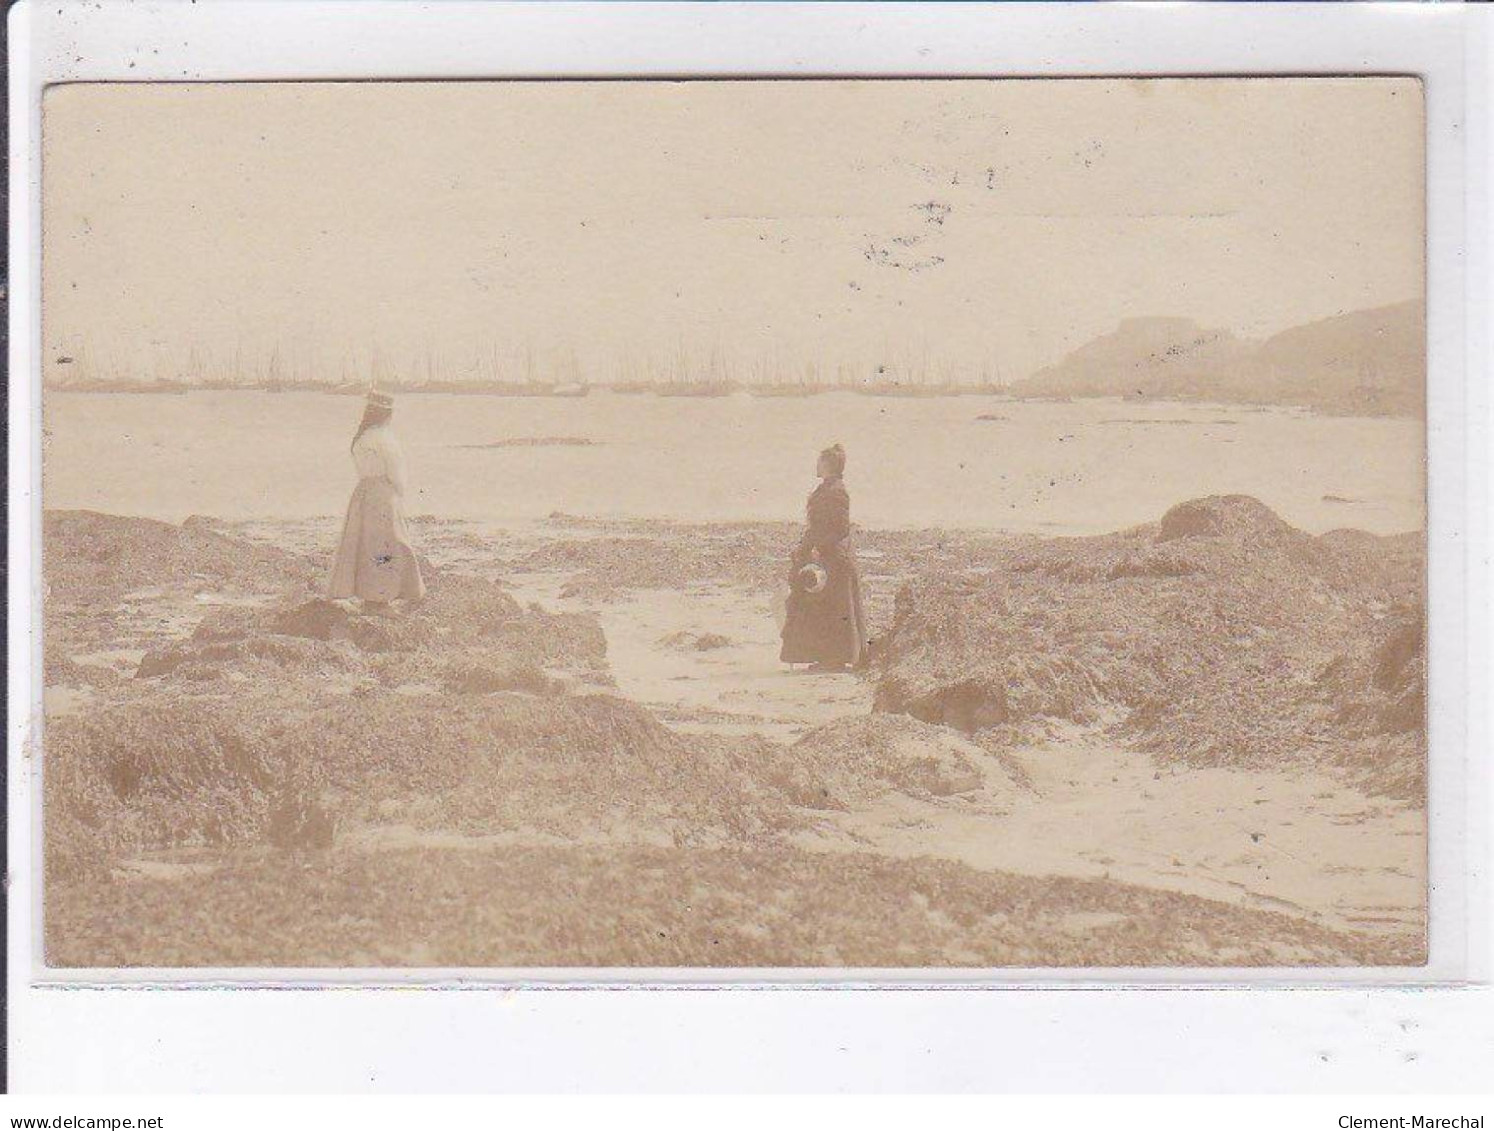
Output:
40,497,1426,968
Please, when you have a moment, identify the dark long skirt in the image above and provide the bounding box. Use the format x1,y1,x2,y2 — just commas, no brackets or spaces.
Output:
780,554,867,666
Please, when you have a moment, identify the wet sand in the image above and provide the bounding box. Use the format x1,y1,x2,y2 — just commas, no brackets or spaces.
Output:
41,505,1425,966
506,560,1422,941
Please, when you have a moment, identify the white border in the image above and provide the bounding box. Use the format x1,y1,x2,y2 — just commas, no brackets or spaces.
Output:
8,0,1492,1092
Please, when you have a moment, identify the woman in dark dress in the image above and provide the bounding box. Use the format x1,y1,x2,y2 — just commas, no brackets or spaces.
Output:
780,443,869,670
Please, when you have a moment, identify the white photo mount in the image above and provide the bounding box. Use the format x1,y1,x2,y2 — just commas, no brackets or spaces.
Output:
6,0,1491,1093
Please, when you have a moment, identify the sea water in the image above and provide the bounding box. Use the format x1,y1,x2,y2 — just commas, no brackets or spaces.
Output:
41,389,1425,536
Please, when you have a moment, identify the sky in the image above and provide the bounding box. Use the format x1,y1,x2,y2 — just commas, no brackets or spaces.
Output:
42,77,1425,385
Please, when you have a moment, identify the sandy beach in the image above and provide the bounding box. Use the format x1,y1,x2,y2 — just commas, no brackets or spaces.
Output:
42,492,1425,968
32,67,1433,974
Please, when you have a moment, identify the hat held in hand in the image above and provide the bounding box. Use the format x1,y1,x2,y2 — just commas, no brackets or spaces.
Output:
793,562,828,596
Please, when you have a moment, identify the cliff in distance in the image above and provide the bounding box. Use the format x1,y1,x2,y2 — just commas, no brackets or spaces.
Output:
1010,300,1424,416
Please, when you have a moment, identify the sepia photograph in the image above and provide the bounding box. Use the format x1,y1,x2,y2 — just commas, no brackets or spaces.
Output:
38,76,1427,970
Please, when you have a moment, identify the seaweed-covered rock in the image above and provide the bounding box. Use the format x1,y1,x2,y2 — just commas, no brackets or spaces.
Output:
44,510,319,601
1156,494,1301,546
132,574,607,686
659,630,733,652
873,496,1426,798
271,599,355,641
45,696,324,862
137,631,362,681
47,842,1415,969
780,714,1001,807
441,653,557,697
44,652,124,690
1312,606,1425,797
267,792,338,850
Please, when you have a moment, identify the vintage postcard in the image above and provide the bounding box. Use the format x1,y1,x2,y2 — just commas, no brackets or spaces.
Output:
40,78,1426,969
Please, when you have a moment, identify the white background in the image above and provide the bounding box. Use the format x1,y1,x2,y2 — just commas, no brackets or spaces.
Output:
7,0,1493,1092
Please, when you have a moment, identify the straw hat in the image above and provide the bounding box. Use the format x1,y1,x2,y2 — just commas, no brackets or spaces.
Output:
794,562,828,596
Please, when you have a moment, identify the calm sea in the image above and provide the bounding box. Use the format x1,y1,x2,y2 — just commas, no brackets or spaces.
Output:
42,390,1424,536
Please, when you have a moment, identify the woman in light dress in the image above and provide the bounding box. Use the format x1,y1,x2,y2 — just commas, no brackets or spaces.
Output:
328,390,425,612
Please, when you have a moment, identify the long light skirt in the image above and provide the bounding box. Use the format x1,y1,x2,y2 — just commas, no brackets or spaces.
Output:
327,478,426,602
